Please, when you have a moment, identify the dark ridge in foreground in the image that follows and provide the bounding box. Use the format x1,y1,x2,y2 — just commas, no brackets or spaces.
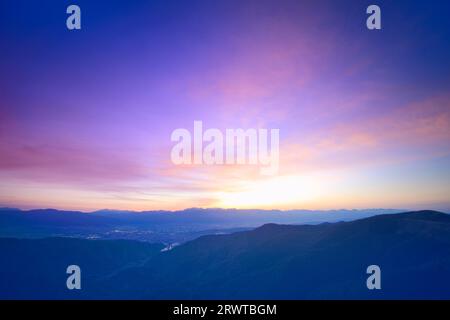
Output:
1,210,449,299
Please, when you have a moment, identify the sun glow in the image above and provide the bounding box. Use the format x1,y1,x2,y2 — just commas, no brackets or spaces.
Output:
215,174,329,209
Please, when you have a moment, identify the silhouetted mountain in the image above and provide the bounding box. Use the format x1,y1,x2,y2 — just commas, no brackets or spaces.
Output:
0,237,164,299
0,207,402,243
1,210,449,299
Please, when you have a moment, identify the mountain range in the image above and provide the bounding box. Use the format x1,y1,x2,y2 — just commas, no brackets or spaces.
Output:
1,210,449,299
0,207,402,244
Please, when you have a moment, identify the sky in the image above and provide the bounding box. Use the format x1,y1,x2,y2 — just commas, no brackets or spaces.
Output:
0,0,449,211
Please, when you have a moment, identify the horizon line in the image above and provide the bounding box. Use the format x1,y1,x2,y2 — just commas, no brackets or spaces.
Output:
0,205,420,214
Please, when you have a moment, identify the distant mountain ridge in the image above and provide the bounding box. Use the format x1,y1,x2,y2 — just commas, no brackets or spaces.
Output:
1,210,450,299
0,207,404,243
0,208,401,241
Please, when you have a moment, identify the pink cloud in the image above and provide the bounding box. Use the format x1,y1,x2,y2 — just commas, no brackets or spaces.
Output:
0,139,150,186
280,93,450,174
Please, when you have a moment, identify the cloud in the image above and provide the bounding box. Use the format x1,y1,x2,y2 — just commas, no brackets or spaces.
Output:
0,140,149,186
280,93,450,174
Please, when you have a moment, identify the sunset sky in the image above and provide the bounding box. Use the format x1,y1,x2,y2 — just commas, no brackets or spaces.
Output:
0,0,449,211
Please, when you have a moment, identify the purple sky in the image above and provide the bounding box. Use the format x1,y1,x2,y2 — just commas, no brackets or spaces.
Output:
0,0,449,211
